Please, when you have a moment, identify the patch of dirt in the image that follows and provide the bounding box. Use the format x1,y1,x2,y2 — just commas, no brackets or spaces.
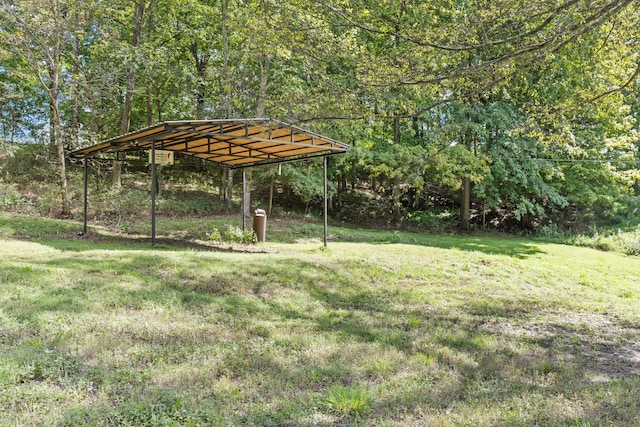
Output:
480,310,640,380
74,231,276,253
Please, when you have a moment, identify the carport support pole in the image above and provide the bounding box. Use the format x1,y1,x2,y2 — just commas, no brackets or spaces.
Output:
151,143,157,246
323,156,328,247
83,158,88,235
242,168,247,231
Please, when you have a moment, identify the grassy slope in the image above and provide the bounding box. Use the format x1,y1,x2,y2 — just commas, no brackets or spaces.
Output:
1,213,639,426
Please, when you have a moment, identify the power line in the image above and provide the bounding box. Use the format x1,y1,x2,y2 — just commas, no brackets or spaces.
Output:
509,158,639,164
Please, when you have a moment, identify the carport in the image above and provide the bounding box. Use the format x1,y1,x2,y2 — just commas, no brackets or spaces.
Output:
70,118,350,246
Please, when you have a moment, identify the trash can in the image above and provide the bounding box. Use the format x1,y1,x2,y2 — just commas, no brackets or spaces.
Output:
253,209,267,242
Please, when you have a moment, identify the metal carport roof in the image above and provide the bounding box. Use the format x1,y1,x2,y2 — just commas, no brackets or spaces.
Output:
71,118,350,247
70,118,350,167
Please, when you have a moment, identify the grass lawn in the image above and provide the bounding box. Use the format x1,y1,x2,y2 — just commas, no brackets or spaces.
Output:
1,212,639,426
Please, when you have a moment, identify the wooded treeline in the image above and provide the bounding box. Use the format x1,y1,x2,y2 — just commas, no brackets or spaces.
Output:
1,0,639,231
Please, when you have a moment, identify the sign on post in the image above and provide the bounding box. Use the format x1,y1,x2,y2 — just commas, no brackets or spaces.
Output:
149,150,174,165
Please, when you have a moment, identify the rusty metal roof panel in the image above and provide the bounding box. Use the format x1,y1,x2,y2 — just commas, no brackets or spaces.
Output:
70,119,349,168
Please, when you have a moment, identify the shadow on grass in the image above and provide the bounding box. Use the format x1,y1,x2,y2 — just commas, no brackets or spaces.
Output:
1,212,269,253
27,231,272,254
356,232,544,259
268,218,546,259
1,243,638,425
2,211,545,258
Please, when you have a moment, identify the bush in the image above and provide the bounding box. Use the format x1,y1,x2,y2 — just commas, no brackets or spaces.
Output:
572,231,617,252
206,227,223,243
570,226,640,256
207,225,257,245
404,210,457,229
625,238,640,256
0,143,58,184
92,187,150,224
621,228,640,256
333,191,399,227
0,186,27,211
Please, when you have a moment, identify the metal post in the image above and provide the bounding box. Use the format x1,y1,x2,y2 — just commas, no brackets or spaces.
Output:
83,158,88,235
242,168,247,231
323,156,328,247
151,143,156,246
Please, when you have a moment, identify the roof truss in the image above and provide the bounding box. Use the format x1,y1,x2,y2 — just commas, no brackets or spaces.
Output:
71,118,350,168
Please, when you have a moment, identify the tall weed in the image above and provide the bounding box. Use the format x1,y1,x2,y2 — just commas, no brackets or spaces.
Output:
571,226,640,256
323,385,372,419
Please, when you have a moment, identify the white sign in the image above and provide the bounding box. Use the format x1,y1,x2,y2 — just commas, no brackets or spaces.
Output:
149,150,174,165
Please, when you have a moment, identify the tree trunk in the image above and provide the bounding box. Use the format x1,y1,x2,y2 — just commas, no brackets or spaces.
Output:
392,176,401,224
96,161,102,193
226,169,233,213
413,187,421,209
268,175,275,217
70,25,81,150
154,165,162,196
220,0,234,206
113,60,137,187
49,105,56,146
219,168,227,202
459,176,471,231
242,53,271,222
191,41,209,120
350,140,357,190
393,115,400,144
52,103,69,216
53,108,69,216
49,1,70,216
336,172,344,208
482,200,487,228
7,0,69,213
113,0,155,187
257,54,270,118
146,79,153,126
243,170,251,226
221,0,231,117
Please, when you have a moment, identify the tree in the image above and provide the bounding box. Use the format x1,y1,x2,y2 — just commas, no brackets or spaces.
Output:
0,0,72,215
308,0,639,229
107,0,157,187
1,0,639,232
0,53,47,143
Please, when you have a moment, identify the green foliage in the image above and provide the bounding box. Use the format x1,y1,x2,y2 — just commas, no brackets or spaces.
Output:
206,226,223,244
0,186,25,211
622,231,640,257
0,143,58,184
466,100,568,223
274,162,329,205
207,225,257,245
570,227,640,256
404,210,457,229
2,0,640,232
